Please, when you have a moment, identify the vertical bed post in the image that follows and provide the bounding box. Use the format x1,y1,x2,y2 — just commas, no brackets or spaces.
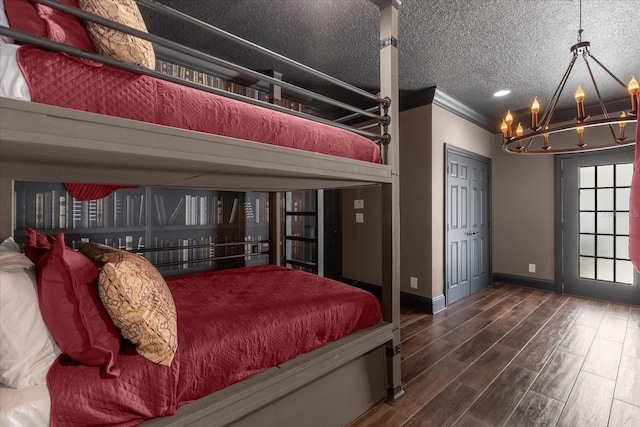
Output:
0,178,14,239
269,192,284,266
377,0,404,401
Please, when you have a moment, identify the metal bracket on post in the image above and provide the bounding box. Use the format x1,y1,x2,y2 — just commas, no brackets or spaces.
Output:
385,344,401,358
387,384,406,402
380,36,398,49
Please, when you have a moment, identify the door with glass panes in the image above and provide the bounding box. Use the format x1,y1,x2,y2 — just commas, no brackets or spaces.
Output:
558,147,640,304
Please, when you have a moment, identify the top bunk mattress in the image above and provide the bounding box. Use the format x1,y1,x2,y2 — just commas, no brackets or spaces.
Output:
6,44,382,164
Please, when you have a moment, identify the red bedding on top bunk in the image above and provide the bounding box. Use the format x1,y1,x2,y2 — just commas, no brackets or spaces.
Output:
15,46,381,163
46,265,382,426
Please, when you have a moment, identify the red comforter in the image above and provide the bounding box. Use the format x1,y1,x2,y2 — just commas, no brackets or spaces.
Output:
46,265,381,426
16,46,381,163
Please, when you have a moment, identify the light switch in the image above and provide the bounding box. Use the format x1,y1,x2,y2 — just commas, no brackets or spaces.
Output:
355,213,364,223
354,199,364,209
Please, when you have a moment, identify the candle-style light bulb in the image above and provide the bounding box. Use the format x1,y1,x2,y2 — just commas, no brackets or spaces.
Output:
505,111,513,137
575,86,586,119
619,111,627,141
576,126,585,147
516,122,523,137
531,97,540,129
629,76,639,114
501,119,508,139
542,126,550,149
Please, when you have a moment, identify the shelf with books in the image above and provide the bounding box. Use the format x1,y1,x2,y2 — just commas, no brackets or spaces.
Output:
155,59,307,114
13,182,271,275
15,183,146,232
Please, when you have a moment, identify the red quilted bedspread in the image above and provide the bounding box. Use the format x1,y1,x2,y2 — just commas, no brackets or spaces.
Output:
16,46,381,163
46,265,382,426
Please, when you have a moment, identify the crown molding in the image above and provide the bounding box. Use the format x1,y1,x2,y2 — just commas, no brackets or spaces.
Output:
400,86,496,133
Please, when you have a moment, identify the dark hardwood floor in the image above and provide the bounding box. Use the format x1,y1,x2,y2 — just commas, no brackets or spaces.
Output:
350,284,640,427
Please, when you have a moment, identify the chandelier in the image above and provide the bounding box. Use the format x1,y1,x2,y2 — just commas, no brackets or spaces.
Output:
500,0,638,154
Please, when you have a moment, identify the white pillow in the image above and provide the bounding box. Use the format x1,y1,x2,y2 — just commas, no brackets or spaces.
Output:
0,237,20,253
0,43,31,101
0,238,60,389
0,0,13,44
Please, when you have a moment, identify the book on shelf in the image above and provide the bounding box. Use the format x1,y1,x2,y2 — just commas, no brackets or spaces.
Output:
80,200,90,229
154,194,167,225
58,193,67,229
125,235,134,251
185,195,191,225
43,192,52,229
199,196,208,226
96,198,104,228
35,192,44,228
168,198,185,225
216,197,223,225
244,200,255,223
88,199,98,228
138,194,145,227
229,198,239,224
113,192,122,228
254,198,260,224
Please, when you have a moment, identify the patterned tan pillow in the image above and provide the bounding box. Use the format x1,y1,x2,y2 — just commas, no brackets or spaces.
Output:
79,0,155,69
79,242,177,366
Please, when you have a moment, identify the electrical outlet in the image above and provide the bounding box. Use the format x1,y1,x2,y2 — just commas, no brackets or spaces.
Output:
410,276,418,289
529,263,536,273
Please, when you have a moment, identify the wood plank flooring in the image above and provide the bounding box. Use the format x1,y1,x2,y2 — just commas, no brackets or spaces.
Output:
350,284,640,427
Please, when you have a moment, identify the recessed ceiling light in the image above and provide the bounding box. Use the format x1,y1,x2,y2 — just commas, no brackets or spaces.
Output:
493,89,511,97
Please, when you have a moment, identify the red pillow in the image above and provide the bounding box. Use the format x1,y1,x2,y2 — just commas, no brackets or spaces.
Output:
23,227,55,264
4,0,94,50
36,233,120,377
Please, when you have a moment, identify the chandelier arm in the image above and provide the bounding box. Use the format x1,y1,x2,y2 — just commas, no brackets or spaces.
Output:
583,55,619,144
583,55,610,119
524,137,535,151
587,52,629,90
607,123,619,144
540,55,578,128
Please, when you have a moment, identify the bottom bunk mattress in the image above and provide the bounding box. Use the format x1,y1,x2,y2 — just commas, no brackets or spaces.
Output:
46,265,382,426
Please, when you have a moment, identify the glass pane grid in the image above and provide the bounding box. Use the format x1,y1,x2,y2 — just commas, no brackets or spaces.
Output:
578,163,634,285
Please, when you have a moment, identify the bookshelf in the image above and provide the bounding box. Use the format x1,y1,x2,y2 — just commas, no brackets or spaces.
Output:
155,59,306,113
13,183,270,275
284,190,321,274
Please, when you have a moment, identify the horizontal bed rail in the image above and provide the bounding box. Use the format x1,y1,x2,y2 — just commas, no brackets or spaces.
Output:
0,26,385,143
136,0,384,105
6,0,389,145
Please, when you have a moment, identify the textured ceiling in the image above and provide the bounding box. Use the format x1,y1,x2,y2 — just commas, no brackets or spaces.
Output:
142,0,639,131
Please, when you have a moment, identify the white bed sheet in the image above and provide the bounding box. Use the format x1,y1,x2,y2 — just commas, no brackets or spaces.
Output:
0,384,50,427
0,43,31,101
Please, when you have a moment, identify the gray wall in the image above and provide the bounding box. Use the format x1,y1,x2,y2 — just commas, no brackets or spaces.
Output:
342,103,496,304
342,186,382,286
428,105,495,300
492,144,555,280
341,101,622,302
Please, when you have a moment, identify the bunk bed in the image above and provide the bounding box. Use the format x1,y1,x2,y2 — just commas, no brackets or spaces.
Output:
0,0,402,426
